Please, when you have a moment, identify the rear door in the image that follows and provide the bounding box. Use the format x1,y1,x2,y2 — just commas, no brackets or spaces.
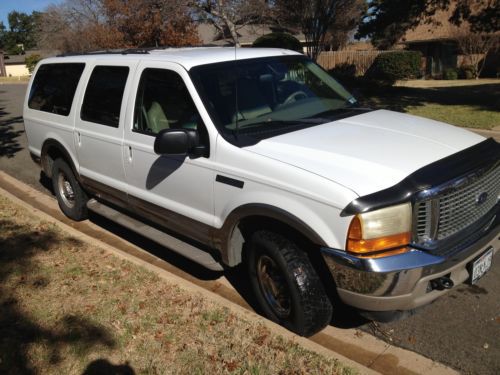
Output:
74,60,137,207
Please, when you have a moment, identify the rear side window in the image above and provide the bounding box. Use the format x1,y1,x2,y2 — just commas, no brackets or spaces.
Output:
28,63,85,116
81,66,129,127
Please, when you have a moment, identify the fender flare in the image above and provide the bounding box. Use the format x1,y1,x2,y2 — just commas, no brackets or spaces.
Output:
216,203,328,266
41,139,79,180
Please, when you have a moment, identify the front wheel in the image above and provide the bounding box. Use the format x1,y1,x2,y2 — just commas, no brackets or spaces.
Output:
247,230,332,337
52,158,88,221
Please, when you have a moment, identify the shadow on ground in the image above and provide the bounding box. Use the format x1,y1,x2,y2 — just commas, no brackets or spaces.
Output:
72,202,368,331
0,220,128,374
353,82,500,113
0,94,24,158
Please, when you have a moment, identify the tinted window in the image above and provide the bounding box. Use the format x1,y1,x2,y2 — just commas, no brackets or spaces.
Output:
28,63,85,116
133,68,202,135
81,66,129,127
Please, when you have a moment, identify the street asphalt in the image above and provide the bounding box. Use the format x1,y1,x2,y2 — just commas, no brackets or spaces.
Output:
1,83,499,374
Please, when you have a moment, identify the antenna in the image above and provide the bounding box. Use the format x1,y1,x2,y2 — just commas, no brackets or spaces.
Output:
234,39,239,141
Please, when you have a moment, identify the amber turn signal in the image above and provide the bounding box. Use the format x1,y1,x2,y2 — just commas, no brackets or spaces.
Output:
346,215,411,257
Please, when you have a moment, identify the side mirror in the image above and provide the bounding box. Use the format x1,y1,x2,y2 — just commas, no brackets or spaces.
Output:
154,129,200,156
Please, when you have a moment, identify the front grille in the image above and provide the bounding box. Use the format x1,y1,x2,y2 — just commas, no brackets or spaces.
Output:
414,164,500,245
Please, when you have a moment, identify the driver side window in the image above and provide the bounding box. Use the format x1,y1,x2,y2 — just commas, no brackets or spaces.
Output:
133,69,203,135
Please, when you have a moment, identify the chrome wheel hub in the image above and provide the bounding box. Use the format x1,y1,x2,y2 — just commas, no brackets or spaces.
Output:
57,172,75,208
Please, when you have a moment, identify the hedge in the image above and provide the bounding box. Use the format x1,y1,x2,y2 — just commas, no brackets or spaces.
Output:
366,51,422,83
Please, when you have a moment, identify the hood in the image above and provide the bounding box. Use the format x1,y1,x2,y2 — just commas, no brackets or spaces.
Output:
245,110,485,197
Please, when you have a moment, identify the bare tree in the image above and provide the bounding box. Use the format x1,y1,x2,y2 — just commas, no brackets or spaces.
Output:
274,0,364,60
454,29,499,78
191,0,270,47
37,0,200,53
326,0,365,50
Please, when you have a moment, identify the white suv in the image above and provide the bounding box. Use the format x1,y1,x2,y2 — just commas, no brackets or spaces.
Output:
23,48,499,336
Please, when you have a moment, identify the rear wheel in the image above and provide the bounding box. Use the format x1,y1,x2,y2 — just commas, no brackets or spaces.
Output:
52,158,88,221
247,230,332,337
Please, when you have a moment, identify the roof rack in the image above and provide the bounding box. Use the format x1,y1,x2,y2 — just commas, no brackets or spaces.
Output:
57,48,150,57
56,45,228,57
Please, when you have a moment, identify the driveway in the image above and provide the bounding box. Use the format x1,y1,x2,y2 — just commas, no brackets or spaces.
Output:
1,83,499,374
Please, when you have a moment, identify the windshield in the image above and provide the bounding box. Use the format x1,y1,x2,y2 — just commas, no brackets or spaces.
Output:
190,55,362,145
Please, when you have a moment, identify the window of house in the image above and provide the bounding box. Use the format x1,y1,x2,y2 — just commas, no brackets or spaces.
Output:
81,66,129,127
28,63,85,116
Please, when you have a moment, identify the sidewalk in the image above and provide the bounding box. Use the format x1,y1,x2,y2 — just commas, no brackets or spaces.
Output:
467,125,500,142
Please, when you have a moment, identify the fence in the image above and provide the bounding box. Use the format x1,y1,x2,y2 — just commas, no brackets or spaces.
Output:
317,50,388,75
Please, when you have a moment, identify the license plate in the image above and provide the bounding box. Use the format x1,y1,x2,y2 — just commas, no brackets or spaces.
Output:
470,247,493,284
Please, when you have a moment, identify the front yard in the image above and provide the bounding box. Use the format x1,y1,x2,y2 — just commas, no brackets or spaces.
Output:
0,193,353,375
353,79,500,130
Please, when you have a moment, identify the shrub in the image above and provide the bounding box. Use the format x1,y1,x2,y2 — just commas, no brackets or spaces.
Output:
443,68,458,80
25,54,42,74
329,63,356,79
366,51,422,83
252,32,303,52
459,65,475,79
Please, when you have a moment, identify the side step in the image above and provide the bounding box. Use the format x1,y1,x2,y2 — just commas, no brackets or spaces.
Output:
86,199,224,271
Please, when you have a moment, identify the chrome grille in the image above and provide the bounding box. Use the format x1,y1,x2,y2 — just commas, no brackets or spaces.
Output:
415,164,500,244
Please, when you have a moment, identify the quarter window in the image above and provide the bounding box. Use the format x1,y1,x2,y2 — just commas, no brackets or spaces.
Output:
81,66,129,127
28,63,85,116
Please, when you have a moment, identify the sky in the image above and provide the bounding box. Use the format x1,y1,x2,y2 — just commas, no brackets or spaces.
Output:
1,0,63,28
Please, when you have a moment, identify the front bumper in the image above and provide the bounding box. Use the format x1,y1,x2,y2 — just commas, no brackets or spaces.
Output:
321,221,499,312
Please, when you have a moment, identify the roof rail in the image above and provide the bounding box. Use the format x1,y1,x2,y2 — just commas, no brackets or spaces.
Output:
57,48,150,57
56,44,229,57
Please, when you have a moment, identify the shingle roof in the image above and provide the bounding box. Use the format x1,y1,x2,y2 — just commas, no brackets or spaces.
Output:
3,50,59,65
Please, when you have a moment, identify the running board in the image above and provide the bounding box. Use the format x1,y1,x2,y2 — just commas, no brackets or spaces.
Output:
86,199,223,271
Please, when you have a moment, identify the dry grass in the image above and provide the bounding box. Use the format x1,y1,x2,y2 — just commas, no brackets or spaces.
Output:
394,79,500,88
355,80,500,129
0,194,354,375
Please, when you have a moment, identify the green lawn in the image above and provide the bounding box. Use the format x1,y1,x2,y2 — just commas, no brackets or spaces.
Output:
353,80,500,129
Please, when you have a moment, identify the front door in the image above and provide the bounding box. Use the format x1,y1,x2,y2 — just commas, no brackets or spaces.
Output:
123,62,216,244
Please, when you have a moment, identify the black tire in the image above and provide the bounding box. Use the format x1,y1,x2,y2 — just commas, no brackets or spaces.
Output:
52,158,88,221
247,230,333,337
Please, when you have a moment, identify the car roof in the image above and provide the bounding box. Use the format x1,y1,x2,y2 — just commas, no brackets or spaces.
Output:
40,47,303,70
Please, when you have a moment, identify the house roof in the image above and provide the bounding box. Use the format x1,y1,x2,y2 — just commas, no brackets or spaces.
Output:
3,50,59,65
197,23,306,46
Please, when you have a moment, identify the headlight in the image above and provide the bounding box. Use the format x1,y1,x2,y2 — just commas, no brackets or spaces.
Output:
346,202,411,257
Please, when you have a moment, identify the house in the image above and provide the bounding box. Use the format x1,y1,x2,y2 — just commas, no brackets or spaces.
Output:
399,6,499,78
197,23,307,48
1,50,57,77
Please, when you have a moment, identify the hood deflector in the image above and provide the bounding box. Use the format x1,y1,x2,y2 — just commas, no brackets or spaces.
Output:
341,138,500,216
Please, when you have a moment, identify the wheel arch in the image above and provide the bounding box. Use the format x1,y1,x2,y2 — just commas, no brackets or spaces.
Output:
41,138,79,179
217,204,328,267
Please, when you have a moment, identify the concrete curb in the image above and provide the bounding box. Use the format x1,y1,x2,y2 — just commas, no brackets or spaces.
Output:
466,127,500,141
0,180,379,375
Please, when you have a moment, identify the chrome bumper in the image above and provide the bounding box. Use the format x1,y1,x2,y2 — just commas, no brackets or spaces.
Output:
321,222,500,312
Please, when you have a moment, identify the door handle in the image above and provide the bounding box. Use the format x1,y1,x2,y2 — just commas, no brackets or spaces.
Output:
76,131,81,146
127,145,132,162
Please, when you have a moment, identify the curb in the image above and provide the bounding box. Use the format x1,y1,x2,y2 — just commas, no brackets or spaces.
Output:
0,179,379,375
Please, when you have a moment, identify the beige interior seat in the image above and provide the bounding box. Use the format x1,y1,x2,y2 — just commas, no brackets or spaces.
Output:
147,101,169,133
